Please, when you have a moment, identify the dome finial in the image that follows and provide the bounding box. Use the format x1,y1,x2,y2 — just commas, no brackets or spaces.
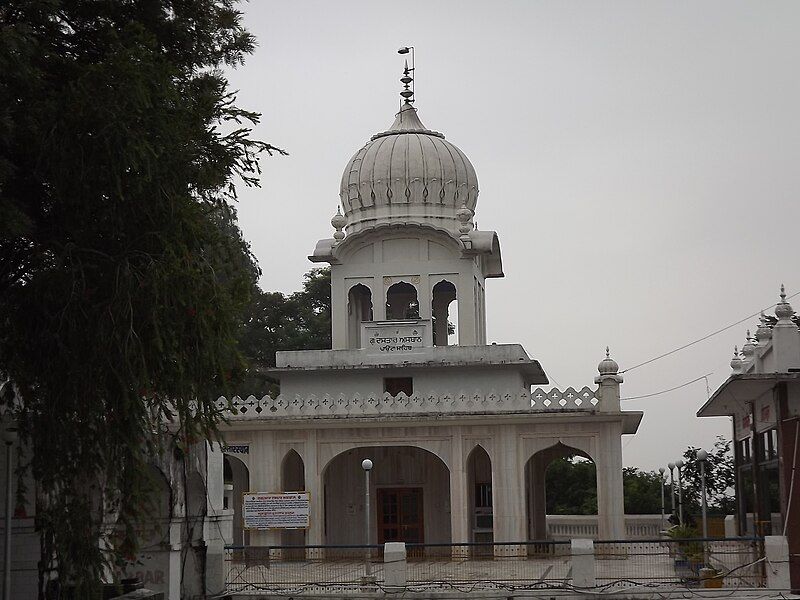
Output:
331,206,347,243
598,347,619,375
775,283,795,324
730,346,743,373
398,46,415,104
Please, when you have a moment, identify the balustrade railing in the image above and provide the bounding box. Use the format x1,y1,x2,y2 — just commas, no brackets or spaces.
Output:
216,386,600,419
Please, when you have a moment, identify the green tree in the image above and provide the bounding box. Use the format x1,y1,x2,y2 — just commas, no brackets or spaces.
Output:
623,467,664,514
679,436,735,515
0,0,283,593
545,457,598,515
237,268,331,395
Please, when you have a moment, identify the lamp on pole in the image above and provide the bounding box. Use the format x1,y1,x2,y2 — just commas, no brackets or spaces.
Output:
659,467,666,529
697,450,709,538
361,458,374,581
668,462,676,521
2,426,17,600
676,459,685,526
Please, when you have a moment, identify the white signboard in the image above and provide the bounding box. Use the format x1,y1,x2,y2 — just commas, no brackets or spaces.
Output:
363,321,429,355
243,492,310,530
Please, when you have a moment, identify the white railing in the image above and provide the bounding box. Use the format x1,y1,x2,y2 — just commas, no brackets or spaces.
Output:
546,514,667,541
216,386,599,419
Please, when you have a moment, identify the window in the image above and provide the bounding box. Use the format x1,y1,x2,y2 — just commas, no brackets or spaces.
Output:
474,483,493,529
384,377,413,396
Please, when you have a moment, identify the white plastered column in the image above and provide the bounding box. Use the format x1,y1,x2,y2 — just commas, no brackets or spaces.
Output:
491,426,526,548
249,431,282,549
449,428,469,547
305,431,324,547
595,422,625,539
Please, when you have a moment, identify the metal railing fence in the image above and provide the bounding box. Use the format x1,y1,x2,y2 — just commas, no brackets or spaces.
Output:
405,540,570,587
225,544,382,593
224,537,766,593
593,537,765,589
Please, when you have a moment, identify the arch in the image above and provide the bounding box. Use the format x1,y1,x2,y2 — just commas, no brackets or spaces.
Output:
281,449,306,548
524,442,597,540
347,284,373,349
223,454,250,546
466,445,493,545
322,445,451,545
385,281,419,320
432,280,458,346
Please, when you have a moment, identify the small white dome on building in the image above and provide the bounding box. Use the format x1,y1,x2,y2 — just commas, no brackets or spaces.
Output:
339,102,479,235
597,347,619,375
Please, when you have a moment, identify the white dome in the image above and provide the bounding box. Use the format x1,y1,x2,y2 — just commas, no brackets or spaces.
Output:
339,103,478,235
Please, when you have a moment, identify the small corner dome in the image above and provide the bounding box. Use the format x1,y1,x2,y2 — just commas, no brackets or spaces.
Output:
597,348,619,375
339,102,479,236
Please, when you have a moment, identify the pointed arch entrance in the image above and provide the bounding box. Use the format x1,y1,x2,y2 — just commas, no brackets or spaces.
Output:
223,455,250,546
465,445,493,543
525,442,597,540
322,446,450,545
281,449,306,548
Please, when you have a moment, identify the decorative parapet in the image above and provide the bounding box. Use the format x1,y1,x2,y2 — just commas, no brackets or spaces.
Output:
215,386,599,420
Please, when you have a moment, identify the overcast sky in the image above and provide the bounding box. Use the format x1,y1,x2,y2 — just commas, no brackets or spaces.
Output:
225,1,800,471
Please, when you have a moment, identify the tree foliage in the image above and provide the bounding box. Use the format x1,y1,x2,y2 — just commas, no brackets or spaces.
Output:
237,268,331,395
542,438,735,516
0,0,282,592
679,436,736,515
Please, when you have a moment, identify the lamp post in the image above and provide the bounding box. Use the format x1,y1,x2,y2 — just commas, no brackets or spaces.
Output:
676,459,685,526
697,450,709,538
361,458,373,580
2,426,17,600
668,462,676,521
659,467,666,529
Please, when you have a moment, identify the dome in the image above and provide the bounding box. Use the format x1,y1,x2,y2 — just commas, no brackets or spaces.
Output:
597,347,619,375
339,102,479,235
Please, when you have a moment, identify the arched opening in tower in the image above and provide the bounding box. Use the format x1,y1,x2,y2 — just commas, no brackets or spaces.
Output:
347,284,373,348
432,280,457,346
385,282,419,320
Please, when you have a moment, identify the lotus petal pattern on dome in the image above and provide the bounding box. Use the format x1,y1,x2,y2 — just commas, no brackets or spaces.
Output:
339,103,479,235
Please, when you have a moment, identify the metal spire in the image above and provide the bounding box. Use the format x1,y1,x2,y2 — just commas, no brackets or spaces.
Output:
398,46,415,104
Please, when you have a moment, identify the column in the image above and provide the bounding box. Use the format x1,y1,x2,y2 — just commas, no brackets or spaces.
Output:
449,428,468,552
528,455,548,540
491,427,526,553
596,426,625,539
305,431,324,547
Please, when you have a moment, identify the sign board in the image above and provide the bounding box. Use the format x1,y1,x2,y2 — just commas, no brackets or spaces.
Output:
363,320,430,356
243,492,310,530
222,443,250,455
754,397,777,433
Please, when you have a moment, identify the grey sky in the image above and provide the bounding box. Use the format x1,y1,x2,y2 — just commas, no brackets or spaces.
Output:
225,1,800,471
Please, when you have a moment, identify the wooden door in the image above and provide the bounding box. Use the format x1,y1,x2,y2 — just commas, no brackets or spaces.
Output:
377,488,424,544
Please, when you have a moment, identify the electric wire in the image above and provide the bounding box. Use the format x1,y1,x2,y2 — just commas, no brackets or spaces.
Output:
619,289,800,375
621,373,713,401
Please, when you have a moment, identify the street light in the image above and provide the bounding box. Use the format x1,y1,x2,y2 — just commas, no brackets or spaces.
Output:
2,426,18,600
676,459,685,526
659,467,666,529
697,450,709,538
361,458,374,581
668,462,676,521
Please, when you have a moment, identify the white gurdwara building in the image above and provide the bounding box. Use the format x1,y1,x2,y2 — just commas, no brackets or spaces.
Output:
218,84,642,549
